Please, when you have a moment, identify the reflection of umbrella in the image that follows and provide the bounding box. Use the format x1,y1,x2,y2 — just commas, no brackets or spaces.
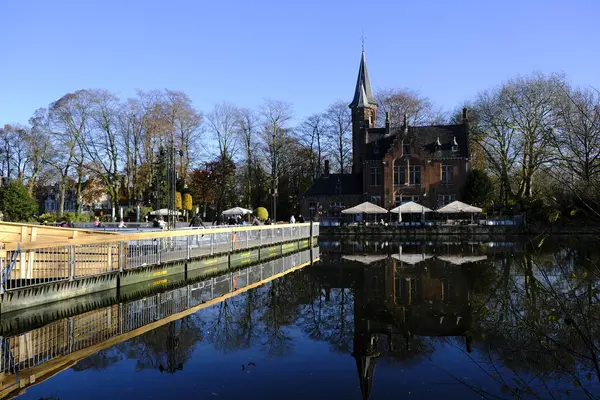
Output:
392,253,434,265
342,254,388,265
222,207,253,215
341,202,388,214
149,208,182,216
390,201,432,214
436,201,482,213
437,255,488,265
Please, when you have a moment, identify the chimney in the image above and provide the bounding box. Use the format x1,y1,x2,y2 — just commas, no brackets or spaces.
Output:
462,107,469,123
385,112,390,129
324,160,330,177
403,114,408,134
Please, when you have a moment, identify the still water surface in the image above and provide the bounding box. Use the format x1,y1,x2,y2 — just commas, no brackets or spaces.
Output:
7,237,600,399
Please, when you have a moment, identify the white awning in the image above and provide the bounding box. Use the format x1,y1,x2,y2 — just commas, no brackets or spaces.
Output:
390,201,432,214
436,201,483,214
222,207,253,215
341,202,388,214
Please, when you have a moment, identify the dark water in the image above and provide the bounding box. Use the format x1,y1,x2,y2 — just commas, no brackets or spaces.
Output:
6,237,600,400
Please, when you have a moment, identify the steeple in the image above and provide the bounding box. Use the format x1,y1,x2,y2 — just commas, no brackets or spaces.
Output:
349,51,377,109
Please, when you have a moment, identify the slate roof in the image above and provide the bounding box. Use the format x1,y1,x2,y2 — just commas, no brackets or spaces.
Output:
303,173,362,197
349,51,377,108
364,124,469,160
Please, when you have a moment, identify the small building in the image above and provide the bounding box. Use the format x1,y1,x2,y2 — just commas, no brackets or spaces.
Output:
301,51,471,218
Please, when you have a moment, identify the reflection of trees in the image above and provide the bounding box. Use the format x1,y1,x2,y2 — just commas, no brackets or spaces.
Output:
467,246,600,398
124,317,201,373
72,348,123,371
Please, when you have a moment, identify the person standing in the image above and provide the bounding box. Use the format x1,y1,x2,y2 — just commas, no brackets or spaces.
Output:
289,215,296,224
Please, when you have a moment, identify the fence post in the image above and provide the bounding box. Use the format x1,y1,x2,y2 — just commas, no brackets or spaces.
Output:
210,234,215,255
68,245,75,281
246,230,249,249
157,239,162,264
119,241,124,273
186,236,191,260
310,222,313,245
260,229,263,246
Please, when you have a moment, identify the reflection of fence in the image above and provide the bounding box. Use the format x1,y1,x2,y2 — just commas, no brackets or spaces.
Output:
0,246,319,393
0,223,318,293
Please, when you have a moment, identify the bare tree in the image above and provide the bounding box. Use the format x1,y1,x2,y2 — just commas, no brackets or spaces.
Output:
236,107,260,208
472,90,521,204
25,109,52,195
163,90,202,181
553,86,600,202
206,102,239,161
81,90,122,216
298,113,327,180
259,99,293,220
47,90,93,216
324,101,352,174
0,124,28,181
374,88,444,127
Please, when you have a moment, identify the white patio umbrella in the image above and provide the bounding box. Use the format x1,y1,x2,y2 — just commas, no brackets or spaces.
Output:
149,208,182,216
342,254,388,265
341,201,388,214
222,207,253,215
437,255,488,265
392,253,434,265
390,201,433,214
436,201,482,214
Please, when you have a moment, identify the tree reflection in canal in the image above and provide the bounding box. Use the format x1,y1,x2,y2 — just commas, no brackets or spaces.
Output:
64,238,600,399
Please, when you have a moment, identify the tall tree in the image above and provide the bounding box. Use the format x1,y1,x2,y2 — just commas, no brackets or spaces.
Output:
236,107,260,208
206,101,238,161
298,113,326,180
259,99,293,221
324,101,351,174
374,88,444,127
47,90,93,216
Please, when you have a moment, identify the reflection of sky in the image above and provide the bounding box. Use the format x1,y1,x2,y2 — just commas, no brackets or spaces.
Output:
14,239,600,400
20,327,505,400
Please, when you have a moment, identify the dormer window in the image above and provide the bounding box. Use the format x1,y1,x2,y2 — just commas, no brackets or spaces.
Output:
451,136,458,152
403,143,411,156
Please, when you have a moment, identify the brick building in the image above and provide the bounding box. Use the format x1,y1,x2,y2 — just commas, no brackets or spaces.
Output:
301,51,471,219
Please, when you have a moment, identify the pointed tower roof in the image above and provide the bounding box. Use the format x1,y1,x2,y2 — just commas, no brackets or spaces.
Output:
350,51,377,108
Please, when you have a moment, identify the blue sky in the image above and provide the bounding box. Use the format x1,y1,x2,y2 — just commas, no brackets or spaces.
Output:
1,0,598,125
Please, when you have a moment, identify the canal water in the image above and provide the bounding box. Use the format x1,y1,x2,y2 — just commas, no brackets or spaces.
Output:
5,237,600,399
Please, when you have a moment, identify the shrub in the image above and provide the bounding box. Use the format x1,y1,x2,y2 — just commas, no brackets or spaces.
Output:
255,207,268,221
183,193,193,211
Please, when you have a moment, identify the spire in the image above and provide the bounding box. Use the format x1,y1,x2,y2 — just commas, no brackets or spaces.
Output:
350,51,377,108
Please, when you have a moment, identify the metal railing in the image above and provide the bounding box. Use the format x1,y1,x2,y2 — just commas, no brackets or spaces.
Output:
0,222,318,293
0,246,319,382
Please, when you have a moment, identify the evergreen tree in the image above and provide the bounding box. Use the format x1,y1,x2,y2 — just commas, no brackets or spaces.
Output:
0,180,39,221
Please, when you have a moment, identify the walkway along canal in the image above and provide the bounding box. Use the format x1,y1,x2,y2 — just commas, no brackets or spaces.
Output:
0,223,319,313
0,246,320,398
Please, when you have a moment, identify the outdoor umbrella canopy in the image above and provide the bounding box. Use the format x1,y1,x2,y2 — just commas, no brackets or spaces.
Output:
391,253,434,265
341,202,388,214
437,255,488,265
390,201,432,214
149,208,182,216
436,201,483,214
342,255,388,265
222,207,253,215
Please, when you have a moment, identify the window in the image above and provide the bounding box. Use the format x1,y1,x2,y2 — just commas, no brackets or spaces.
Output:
403,144,411,156
395,195,420,206
409,166,421,186
370,196,381,206
394,165,406,186
438,194,456,207
370,167,382,186
441,165,453,185
335,180,342,195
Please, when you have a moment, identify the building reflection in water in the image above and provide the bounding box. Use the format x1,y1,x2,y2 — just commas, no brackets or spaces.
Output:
319,246,484,400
